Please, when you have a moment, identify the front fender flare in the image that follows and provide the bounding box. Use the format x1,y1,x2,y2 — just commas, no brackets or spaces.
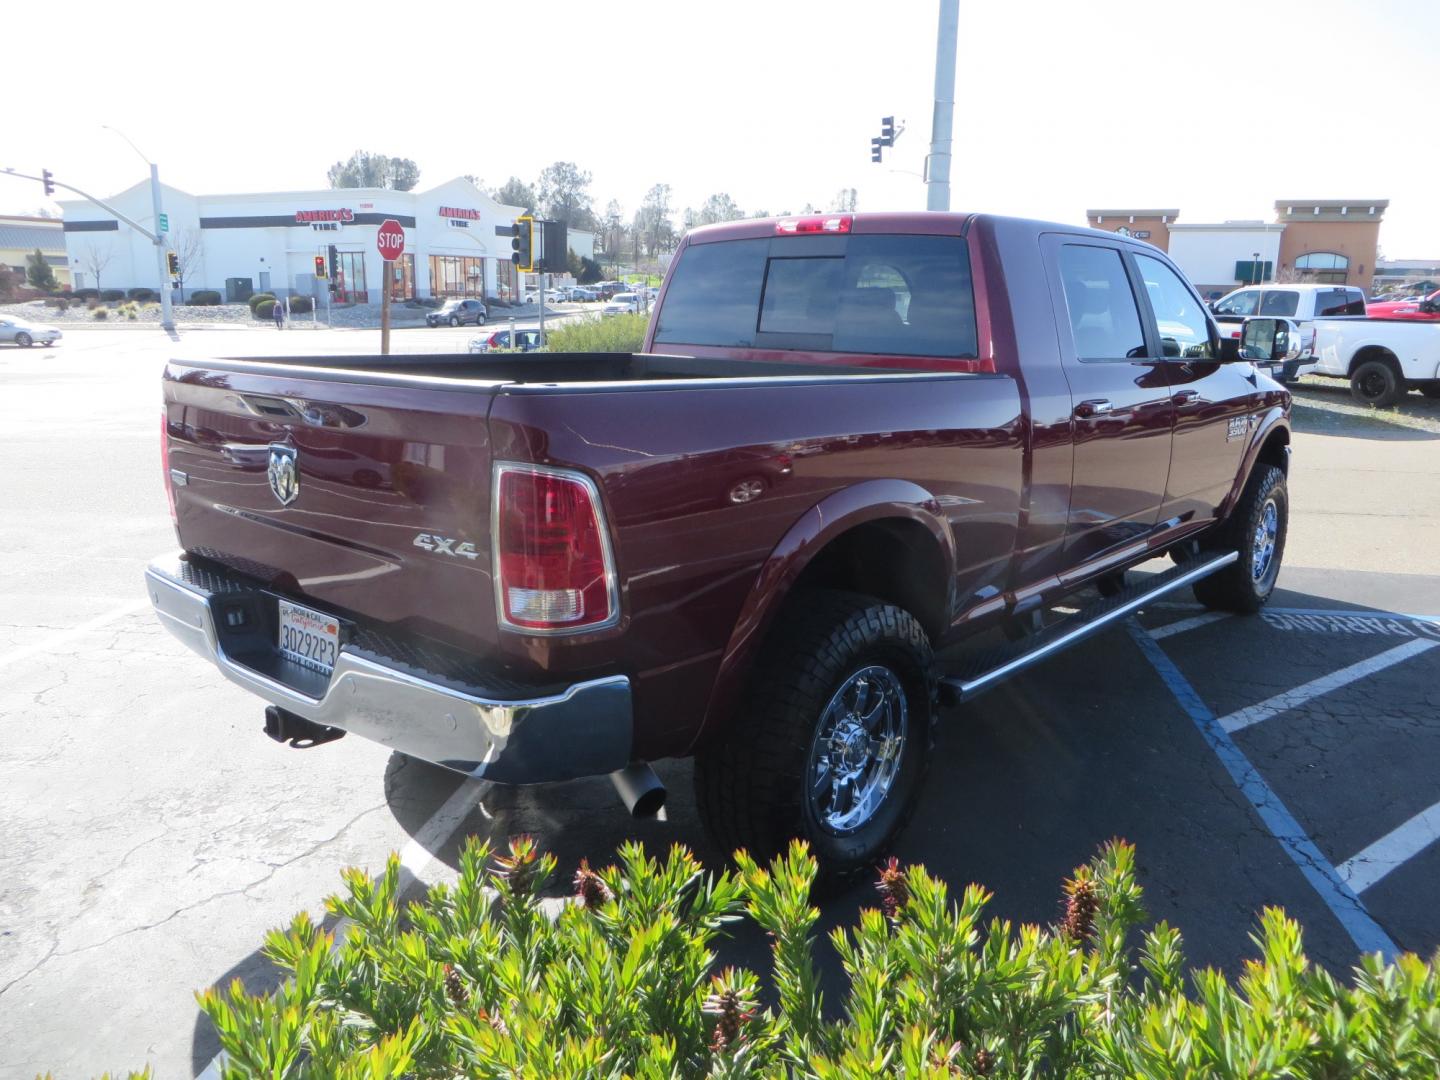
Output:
691,479,955,752
1225,406,1290,515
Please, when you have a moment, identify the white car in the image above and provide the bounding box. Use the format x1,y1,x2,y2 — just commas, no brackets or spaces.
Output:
1210,283,1366,382
602,292,641,316
1309,319,1440,405
0,316,63,347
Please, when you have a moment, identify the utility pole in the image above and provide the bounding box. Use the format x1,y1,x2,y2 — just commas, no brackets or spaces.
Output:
103,127,174,332
926,0,959,211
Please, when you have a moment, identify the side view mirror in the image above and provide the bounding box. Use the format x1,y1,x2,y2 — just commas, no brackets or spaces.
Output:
1238,317,1302,363
1420,298,1438,314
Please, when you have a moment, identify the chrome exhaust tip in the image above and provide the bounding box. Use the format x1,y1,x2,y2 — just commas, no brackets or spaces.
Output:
609,762,666,818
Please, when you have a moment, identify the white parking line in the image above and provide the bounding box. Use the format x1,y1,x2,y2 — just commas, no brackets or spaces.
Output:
1338,799,1440,895
1218,638,1438,734
0,598,149,673
197,777,490,1078
1149,611,1231,641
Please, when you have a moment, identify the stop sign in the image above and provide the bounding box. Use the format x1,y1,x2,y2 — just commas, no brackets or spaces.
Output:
376,218,405,261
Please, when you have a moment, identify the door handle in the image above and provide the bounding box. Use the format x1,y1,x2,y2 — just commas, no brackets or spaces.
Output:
1172,390,1201,405
1074,399,1113,418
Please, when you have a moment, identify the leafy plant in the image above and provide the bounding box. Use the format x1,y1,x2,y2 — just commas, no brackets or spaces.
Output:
543,312,648,353
187,290,222,306
254,299,278,319
99,288,125,302
288,295,314,315
247,292,277,312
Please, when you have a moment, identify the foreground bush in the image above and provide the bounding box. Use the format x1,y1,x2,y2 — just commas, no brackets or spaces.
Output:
543,311,648,353
288,295,314,314
187,289,222,306
254,299,278,319
247,292,276,312
172,838,1440,1078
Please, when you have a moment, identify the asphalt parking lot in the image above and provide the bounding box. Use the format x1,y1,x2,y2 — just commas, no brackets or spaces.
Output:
2,329,1438,1078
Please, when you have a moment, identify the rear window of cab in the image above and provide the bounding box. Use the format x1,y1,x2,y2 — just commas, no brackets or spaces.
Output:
654,235,978,359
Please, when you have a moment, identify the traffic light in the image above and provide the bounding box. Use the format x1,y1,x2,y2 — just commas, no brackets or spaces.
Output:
314,255,327,279
166,251,179,276
871,137,883,164
880,116,895,147
42,169,55,197
327,244,338,280
511,216,533,271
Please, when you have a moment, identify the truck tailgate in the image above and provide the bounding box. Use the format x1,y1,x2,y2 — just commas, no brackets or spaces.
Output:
163,360,503,653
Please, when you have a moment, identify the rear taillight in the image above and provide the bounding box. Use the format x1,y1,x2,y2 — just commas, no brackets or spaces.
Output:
775,214,852,235
493,463,618,633
160,408,178,528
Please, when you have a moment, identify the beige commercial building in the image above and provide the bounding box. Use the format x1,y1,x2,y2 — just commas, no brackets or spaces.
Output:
1085,199,1387,295
0,215,69,288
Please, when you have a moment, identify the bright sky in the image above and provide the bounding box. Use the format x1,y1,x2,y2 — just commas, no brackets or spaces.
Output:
6,0,1438,255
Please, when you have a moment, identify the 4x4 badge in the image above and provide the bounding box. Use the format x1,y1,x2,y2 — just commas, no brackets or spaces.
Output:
267,444,300,506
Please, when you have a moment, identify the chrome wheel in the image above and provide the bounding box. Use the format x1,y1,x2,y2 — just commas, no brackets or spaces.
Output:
1252,498,1278,583
806,665,908,835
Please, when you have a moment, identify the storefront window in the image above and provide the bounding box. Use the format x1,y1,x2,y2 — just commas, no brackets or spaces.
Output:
336,251,368,303
1294,252,1349,284
388,253,414,301
494,259,516,303
428,255,487,298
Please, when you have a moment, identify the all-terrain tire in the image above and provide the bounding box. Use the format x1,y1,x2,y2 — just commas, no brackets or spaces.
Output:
1350,359,1403,406
693,590,933,887
1192,464,1287,613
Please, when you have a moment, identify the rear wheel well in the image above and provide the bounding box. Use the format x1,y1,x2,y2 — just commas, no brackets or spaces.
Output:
790,519,949,642
1348,345,1401,379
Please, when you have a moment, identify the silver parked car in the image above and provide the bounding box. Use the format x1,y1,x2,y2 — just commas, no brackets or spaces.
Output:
0,316,63,347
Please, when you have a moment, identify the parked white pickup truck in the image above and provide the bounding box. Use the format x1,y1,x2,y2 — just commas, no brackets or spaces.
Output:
1307,319,1440,405
1211,283,1367,384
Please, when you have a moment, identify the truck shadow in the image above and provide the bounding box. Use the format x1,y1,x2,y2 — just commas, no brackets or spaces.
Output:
194,581,1423,1067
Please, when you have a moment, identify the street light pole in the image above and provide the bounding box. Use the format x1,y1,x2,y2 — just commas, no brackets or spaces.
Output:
926,0,960,211
103,126,174,332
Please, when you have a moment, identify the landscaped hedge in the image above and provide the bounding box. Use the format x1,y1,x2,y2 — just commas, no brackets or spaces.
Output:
72,288,99,301
247,291,276,312
187,290,222,306
82,837,1430,1078
287,295,314,314
99,288,125,302
126,287,155,302
254,299,278,319
542,311,648,353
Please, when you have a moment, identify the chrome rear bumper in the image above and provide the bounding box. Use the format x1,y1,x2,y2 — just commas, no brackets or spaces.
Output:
144,554,633,783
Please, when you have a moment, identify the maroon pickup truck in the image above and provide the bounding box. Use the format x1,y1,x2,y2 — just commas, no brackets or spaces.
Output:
147,212,1294,879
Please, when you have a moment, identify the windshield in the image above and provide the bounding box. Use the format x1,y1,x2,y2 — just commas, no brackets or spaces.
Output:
1213,290,1259,317
613,293,636,302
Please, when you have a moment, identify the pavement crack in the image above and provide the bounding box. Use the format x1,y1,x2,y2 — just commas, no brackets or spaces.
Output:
0,937,58,1000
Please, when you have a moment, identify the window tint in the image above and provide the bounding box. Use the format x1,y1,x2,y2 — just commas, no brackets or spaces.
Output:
658,234,978,358
653,238,767,346
1135,254,1213,359
1213,290,1260,317
759,258,843,335
1057,245,1147,360
1315,288,1366,316
1259,290,1299,316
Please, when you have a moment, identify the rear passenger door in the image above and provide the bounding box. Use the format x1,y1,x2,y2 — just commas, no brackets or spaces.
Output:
1045,238,1175,564
1130,252,1255,524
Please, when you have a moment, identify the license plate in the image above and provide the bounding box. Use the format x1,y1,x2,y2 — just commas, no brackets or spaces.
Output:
277,599,340,676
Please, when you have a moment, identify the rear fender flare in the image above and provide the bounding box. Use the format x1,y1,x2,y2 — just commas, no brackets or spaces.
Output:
691,479,955,751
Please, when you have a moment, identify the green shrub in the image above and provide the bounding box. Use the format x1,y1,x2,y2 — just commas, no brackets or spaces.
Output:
254,299,277,318
73,288,99,301
92,307,109,320
187,290,222,306
126,287,155,302
247,291,276,312
100,288,125,302
287,295,314,314
543,311,648,353
116,301,140,320
161,838,1440,1078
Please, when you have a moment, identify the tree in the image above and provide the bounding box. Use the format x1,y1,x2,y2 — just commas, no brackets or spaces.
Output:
492,176,537,213
25,248,57,291
78,243,114,294
688,193,744,229
537,162,596,230
461,174,483,188
326,151,421,191
0,266,16,299
166,228,203,302
633,184,675,258
832,187,858,212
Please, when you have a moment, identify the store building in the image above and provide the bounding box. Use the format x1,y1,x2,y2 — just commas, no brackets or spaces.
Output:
1084,209,1180,252
1085,198,1387,296
0,215,69,287
59,177,530,304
